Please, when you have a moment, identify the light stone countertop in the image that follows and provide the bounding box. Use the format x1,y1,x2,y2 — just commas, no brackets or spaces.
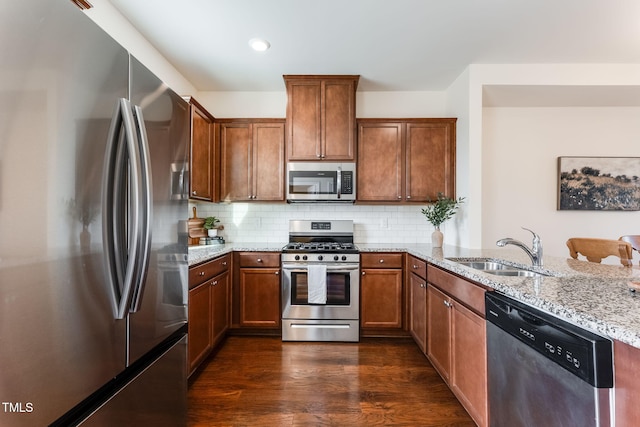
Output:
189,242,640,349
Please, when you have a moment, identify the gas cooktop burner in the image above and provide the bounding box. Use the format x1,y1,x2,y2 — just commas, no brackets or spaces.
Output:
282,242,359,253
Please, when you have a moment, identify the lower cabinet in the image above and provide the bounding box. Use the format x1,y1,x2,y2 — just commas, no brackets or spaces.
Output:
426,265,489,427
614,339,640,424
188,254,230,376
236,252,281,329
408,255,428,353
360,253,404,335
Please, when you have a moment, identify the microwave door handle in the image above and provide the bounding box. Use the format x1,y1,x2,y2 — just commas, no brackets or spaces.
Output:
336,166,342,199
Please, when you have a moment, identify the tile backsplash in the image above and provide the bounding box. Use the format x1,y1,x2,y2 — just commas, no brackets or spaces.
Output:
190,201,446,245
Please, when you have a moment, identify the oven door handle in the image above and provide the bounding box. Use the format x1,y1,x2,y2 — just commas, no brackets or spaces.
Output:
281,264,360,272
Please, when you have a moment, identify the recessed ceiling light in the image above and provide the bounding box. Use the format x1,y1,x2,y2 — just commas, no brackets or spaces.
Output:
249,38,270,52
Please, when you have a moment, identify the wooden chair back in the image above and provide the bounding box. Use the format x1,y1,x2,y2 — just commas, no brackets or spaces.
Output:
619,235,640,264
566,238,633,267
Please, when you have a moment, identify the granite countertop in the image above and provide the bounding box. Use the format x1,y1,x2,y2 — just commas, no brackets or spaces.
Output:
189,242,640,349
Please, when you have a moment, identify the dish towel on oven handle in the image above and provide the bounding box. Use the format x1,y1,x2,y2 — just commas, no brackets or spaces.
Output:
307,264,327,304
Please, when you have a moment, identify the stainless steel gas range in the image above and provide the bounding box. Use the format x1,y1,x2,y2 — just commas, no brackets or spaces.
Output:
281,220,360,342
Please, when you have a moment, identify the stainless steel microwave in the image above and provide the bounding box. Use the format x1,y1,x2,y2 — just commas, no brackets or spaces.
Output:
286,162,356,202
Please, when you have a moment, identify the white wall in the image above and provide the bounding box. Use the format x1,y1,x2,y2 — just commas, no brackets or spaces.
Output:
482,106,640,258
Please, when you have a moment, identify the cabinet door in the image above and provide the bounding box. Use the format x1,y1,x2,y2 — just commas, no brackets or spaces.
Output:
427,285,451,382
189,103,214,201
253,122,285,201
409,272,427,353
188,282,212,375
451,300,488,427
239,268,281,328
615,340,640,424
405,121,456,201
211,270,230,348
323,79,356,160
219,122,251,201
360,268,403,329
357,122,403,202
286,80,322,160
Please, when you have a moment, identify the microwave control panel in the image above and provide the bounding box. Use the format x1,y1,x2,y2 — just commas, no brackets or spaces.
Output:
341,171,353,194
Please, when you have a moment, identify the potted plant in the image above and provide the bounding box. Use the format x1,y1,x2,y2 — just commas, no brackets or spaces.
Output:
203,216,220,237
421,193,465,247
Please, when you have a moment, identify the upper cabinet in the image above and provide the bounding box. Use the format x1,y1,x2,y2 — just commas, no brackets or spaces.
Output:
357,118,456,203
284,75,359,161
185,97,217,202
217,119,286,202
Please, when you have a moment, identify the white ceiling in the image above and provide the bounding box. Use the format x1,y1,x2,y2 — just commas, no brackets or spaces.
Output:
107,0,640,93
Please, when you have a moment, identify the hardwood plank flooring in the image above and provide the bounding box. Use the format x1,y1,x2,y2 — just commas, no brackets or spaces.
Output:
188,336,475,426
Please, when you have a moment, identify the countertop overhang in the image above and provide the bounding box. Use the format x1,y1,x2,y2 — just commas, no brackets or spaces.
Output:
188,242,640,349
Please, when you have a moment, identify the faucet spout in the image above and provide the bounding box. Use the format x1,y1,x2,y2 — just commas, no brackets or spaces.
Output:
496,227,543,267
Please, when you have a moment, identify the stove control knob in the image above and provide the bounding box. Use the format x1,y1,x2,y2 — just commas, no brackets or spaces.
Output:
334,255,339,261
302,255,308,261
341,255,347,261
294,255,300,261
318,255,324,261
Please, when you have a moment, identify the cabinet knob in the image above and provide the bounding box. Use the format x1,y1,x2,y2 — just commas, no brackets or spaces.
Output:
362,271,366,276
407,195,411,199
211,280,218,286
192,190,197,195
412,265,418,269
397,195,402,199
222,261,227,266
257,258,262,263
379,259,384,263
275,271,279,275
199,271,205,276
317,154,321,158
443,300,452,308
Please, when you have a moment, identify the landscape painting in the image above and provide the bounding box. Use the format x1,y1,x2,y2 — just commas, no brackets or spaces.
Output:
558,157,640,210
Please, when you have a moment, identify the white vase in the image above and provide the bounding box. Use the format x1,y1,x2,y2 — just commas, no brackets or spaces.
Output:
207,228,218,237
431,228,443,248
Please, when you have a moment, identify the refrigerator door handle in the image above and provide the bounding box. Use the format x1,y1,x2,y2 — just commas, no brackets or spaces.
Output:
129,104,153,313
102,98,144,319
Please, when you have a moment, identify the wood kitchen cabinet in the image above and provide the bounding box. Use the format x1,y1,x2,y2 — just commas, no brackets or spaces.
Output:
185,97,217,202
188,253,230,376
235,252,281,329
360,253,404,335
284,75,359,161
426,265,488,427
217,119,285,202
357,118,456,203
408,255,428,353
614,340,640,424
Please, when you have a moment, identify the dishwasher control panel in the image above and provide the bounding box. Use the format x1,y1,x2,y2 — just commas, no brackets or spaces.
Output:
486,292,613,388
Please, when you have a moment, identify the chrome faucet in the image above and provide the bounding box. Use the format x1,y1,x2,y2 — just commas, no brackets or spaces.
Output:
496,227,543,267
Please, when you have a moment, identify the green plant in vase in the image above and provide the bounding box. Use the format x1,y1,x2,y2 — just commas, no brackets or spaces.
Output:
421,193,464,248
204,216,220,237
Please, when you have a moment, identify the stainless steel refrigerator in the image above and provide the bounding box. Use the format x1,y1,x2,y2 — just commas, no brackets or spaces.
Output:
0,1,189,426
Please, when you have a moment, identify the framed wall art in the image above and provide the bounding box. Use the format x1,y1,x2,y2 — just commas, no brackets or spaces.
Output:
557,156,640,211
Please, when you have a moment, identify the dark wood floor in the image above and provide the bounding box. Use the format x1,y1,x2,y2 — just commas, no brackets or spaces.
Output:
188,336,475,426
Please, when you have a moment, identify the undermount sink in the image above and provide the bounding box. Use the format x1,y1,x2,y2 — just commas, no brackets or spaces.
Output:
447,258,551,278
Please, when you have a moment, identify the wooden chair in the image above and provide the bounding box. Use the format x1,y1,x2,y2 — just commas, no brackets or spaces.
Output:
619,235,640,264
566,238,633,267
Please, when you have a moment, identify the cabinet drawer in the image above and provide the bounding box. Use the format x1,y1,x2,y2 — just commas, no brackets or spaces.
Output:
408,255,427,279
361,253,403,269
189,254,230,289
427,265,486,316
238,252,280,268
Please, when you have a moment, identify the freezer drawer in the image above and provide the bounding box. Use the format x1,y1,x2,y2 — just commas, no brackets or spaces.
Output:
78,334,187,427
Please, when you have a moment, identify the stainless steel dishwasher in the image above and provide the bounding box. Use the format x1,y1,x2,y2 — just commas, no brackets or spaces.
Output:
485,292,614,427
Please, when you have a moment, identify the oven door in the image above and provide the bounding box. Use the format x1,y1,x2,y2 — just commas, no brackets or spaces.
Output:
281,263,359,320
